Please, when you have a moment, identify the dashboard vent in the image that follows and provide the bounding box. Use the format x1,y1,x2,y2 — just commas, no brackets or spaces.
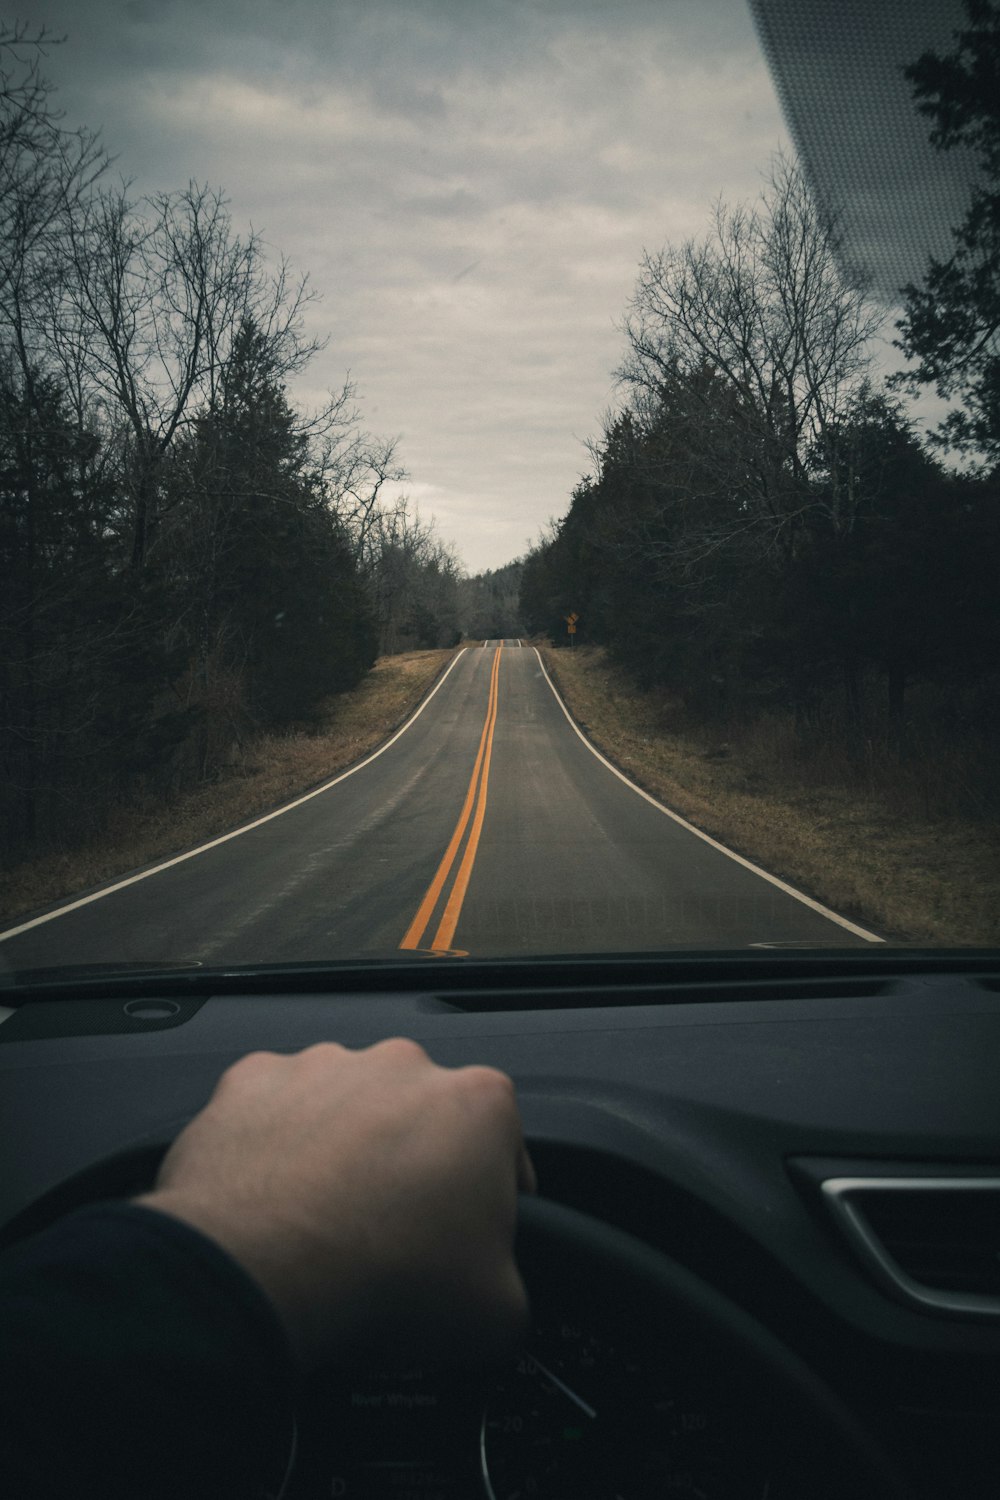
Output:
440,977,889,1012
821,1177,1000,1318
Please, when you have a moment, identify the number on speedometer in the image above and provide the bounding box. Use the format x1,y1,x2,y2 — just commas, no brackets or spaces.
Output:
481,1320,770,1499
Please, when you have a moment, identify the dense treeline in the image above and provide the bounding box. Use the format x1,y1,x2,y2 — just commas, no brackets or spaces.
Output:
522,14,1000,811
0,26,458,859
456,560,524,640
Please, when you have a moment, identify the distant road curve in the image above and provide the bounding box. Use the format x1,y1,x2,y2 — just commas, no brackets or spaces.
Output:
0,644,880,969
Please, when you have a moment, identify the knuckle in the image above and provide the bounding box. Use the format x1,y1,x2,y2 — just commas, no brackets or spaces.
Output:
461,1064,516,1102
299,1040,348,1065
219,1050,277,1086
377,1035,430,1064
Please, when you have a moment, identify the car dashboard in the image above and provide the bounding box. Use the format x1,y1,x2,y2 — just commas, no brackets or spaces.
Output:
1,950,998,1499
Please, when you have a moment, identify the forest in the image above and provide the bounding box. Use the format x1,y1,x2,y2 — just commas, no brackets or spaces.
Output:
520,5,1000,822
0,24,462,861
4,5,999,875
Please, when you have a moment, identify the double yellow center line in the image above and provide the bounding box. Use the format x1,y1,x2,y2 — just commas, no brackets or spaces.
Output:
399,646,502,956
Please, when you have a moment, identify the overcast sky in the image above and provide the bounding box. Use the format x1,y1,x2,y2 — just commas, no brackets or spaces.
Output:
12,2,838,570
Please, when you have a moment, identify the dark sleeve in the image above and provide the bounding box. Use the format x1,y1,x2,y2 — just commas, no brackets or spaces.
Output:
0,1201,298,1500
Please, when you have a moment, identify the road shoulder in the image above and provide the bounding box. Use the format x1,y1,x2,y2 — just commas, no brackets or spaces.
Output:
0,650,458,929
542,645,1000,947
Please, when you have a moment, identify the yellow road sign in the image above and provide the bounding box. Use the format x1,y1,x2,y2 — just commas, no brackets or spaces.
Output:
565,611,579,624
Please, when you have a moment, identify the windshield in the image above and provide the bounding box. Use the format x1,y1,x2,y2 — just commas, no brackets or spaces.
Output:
1,0,997,977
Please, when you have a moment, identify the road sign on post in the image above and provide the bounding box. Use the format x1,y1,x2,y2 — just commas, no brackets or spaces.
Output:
564,611,579,646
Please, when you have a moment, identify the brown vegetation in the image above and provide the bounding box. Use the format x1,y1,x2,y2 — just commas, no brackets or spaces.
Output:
543,646,1000,947
0,650,455,928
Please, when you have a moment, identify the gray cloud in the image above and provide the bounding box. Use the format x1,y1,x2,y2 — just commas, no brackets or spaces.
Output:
19,0,791,570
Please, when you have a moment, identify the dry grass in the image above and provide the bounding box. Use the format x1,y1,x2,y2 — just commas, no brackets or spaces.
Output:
544,646,1000,947
0,649,456,927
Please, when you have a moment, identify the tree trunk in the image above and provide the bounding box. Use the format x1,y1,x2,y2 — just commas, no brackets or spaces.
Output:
887,660,906,761
843,660,861,725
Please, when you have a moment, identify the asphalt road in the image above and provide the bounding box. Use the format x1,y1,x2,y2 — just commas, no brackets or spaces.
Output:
0,645,879,971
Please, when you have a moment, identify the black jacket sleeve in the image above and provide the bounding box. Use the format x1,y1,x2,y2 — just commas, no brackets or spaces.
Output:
0,1201,297,1499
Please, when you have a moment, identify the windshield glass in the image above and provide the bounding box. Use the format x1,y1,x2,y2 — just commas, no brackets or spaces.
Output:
2,0,997,976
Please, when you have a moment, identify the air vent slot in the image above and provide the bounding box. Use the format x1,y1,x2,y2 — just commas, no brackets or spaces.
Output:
440,978,890,1012
821,1177,1000,1319
857,1187,1000,1295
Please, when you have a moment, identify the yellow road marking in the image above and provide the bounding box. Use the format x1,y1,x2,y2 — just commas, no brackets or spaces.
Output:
399,647,502,952
430,647,501,953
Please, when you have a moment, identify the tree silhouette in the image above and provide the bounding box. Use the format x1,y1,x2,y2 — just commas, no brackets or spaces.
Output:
895,0,1000,461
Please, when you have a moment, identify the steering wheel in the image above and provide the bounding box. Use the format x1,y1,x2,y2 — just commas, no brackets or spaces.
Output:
1,1146,914,1499
502,1194,914,1500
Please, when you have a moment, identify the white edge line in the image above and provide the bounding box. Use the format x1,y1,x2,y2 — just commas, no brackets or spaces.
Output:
0,648,470,943
533,648,884,944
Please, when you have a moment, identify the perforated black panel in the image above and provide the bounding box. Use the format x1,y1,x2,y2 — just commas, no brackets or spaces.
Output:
749,0,982,304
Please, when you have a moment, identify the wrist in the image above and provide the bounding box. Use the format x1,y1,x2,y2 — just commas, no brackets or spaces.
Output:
133,1189,322,1367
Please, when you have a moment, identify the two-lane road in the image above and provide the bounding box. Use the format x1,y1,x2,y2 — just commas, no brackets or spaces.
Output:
0,645,880,968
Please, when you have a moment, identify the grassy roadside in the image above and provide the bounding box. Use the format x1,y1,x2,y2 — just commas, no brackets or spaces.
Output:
542,645,1000,947
0,648,456,928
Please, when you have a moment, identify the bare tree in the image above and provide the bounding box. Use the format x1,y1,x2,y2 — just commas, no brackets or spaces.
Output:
59,181,323,566
0,26,116,845
620,156,884,553
309,404,407,571
0,23,111,485
0,24,109,354
0,30,398,853
360,502,460,654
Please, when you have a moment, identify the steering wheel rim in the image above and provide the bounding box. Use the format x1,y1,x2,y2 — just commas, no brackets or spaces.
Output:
513,1194,914,1500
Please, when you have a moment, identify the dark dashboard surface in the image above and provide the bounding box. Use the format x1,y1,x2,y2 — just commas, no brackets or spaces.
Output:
2,951,999,1498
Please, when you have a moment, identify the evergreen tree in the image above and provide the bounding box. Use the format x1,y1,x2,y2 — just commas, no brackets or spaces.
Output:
166,319,376,739
895,0,1000,460
0,369,185,848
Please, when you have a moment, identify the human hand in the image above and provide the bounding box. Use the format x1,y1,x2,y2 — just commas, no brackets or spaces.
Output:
135,1038,536,1372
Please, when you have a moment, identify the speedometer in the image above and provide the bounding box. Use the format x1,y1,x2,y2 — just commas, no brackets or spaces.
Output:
480,1317,772,1500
